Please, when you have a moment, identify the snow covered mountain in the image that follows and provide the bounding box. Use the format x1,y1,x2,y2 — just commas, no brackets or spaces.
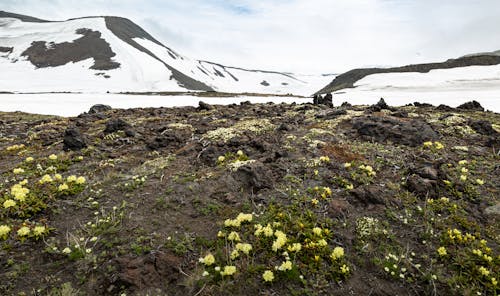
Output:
0,11,328,95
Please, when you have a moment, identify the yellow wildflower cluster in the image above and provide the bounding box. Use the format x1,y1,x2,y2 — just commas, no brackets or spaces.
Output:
39,174,53,184
330,247,345,260
423,141,444,150
13,168,25,174
25,156,34,163
262,270,274,282
199,253,215,266
359,164,376,177
0,225,11,239
272,230,288,252
3,199,16,209
437,246,447,256
228,231,241,241
66,175,86,185
235,243,252,255
48,154,58,160
220,265,237,276
340,264,350,274
224,213,253,228
6,144,25,151
344,162,352,168
446,228,476,244
278,260,293,271
254,223,274,237
287,243,302,253
58,184,69,191
17,226,30,236
319,156,330,163
11,183,30,202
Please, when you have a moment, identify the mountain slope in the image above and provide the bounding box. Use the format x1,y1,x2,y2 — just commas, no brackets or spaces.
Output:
317,54,500,94
0,11,328,94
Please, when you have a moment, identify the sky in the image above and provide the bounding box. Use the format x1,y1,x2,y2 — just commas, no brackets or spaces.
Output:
2,0,500,74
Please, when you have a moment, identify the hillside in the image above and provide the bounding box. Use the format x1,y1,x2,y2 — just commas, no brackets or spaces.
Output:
0,100,498,295
0,11,328,95
317,54,500,94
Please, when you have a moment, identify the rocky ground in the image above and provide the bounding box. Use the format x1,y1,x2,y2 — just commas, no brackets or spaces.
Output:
0,98,498,296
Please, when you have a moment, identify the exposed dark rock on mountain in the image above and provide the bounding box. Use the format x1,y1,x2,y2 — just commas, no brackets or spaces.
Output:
0,11,49,23
21,28,120,70
457,100,484,111
317,55,500,94
0,46,13,53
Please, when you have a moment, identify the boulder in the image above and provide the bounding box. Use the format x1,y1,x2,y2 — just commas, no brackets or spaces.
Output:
63,127,87,151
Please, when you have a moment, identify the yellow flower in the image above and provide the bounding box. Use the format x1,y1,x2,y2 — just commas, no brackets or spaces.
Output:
317,239,328,247
461,167,468,174
58,183,69,191
13,168,25,174
434,142,444,150
278,260,293,271
217,156,225,163
312,227,322,236
340,264,349,274
288,243,302,253
437,246,447,256
311,198,319,205
0,225,11,239
236,213,253,223
230,249,240,260
220,265,236,276
458,160,468,165
33,226,46,236
323,187,332,196
319,156,330,163
460,175,467,181
478,266,490,276
17,226,30,236
235,243,252,255
54,174,62,181
48,154,58,160
199,253,215,266
67,175,77,182
492,277,498,286
228,231,241,241
237,150,244,156
476,179,484,185
76,176,86,184
62,247,71,254
330,247,345,260
343,162,352,168
39,174,53,184
346,184,354,190
423,141,433,148
262,270,274,282
77,156,84,161
272,231,287,252
3,199,16,209
11,184,29,202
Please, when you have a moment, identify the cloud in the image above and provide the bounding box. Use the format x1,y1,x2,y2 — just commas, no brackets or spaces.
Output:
3,0,500,73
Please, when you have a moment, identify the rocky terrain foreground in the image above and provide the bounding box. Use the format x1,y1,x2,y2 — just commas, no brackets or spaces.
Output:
0,99,498,295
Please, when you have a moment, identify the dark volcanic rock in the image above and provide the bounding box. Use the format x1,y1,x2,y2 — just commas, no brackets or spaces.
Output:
233,161,273,191
110,252,181,292
406,174,437,198
104,118,132,134
351,116,438,146
313,94,333,107
413,102,434,108
0,46,13,53
457,100,484,111
198,101,213,111
21,28,120,70
89,104,112,114
468,120,498,136
63,127,87,151
369,98,392,112
435,104,454,111
350,185,387,206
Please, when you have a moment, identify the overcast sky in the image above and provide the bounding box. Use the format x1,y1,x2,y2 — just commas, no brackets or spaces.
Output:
3,0,500,73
